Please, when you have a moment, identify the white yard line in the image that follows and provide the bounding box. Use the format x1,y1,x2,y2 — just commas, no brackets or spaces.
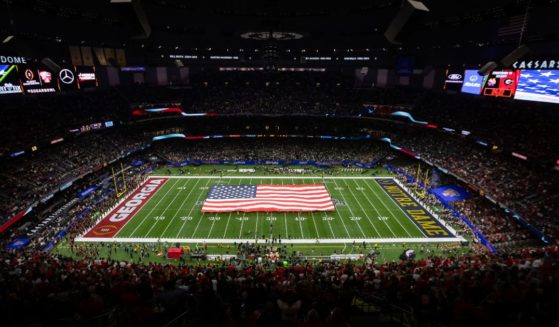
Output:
146,179,200,237
341,178,383,238
312,177,337,238
361,179,409,237
325,181,352,238
126,178,181,237
331,179,367,238
76,237,465,244
309,211,321,239
189,211,205,238
290,177,306,239
210,178,237,239
369,180,424,238
237,177,250,238
81,176,464,244
175,179,213,238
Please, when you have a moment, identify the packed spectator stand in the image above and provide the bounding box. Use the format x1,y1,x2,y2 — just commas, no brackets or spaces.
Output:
1,74,559,326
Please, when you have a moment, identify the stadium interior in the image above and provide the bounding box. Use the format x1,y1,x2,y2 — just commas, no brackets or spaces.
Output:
1,0,559,326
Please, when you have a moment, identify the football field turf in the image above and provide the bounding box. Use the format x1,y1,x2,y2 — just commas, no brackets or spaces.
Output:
79,176,462,244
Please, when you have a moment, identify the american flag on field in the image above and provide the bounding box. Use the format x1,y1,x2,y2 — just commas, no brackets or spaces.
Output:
201,184,335,212
515,70,559,104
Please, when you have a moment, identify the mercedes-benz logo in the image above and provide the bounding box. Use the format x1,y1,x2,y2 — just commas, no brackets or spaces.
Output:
59,69,74,84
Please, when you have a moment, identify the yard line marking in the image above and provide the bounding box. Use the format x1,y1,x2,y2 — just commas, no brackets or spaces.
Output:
217,178,238,239
332,178,366,238
277,178,290,240
342,179,382,238
77,236,464,244
312,177,336,238
324,179,352,238
305,179,321,239
189,210,205,238
208,179,236,239
359,179,403,237
146,178,201,237
189,180,230,239
309,211,321,239
355,179,401,237
175,178,213,238
368,179,420,238
238,177,251,238
291,177,305,239
125,178,182,237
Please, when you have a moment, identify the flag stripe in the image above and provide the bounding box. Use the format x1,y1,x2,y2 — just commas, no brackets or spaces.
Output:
201,204,335,213
204,198,333,204
201,184,335,212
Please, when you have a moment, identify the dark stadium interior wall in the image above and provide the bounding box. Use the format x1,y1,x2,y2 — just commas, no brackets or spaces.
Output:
133,72,145,84
166,67,190,85
423,68,435,89
354,68,378,88
106,67,121,86
144,68,158,85
120,70,137,85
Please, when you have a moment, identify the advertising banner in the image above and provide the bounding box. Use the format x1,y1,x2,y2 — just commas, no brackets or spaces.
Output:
432,185,470,202
461,70,485,95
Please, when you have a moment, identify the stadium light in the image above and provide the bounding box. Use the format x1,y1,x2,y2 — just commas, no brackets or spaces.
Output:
2,35,14,44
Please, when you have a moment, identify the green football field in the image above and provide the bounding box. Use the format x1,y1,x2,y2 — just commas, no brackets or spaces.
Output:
79,173,462,244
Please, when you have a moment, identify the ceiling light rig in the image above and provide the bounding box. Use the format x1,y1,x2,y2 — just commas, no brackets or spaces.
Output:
240,31,303,41
240,31,303,72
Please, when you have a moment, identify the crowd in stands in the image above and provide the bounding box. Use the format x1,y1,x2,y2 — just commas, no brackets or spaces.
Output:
185,71,363,116
0,132,149,227
152,138,554,250
1,155,557,327
154,139,391,163
412,92,559,161
1,238,557,326
2,154,555,326
395,132,559,240
394,164,536,250
1,72,557,163
0,89,130,154
2,71,559,326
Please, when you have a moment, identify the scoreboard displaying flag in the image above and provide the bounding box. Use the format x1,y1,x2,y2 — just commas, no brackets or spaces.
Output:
201,184,335,212
514,70,559,104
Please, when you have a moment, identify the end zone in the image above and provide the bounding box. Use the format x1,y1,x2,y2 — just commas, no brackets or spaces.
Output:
376,178,459,238
81,177,168,238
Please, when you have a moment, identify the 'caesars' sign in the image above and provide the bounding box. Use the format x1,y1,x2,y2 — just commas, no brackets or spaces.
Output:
512,59,558,69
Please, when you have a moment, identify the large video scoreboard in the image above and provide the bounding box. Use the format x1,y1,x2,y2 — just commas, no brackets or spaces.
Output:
0,64,23,95
481,70,520,98
448,67,559,104
0,55,98,96
18,64,58,94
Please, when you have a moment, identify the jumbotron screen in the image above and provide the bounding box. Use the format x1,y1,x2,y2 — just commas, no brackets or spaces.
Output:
76,66,98,89
57,66,78,91
461,70,485,95
481,70,520,98
0,64,23,95
18,64,58,94
443,68,464,92
514,70,559,104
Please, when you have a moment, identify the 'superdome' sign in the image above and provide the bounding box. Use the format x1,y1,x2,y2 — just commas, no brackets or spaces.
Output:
0,56,27,64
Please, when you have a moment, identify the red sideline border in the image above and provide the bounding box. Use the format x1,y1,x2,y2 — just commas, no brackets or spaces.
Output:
83,177,168,238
